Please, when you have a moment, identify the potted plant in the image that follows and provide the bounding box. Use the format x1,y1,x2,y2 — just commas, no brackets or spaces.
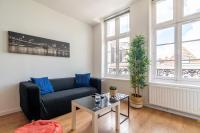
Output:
127,35,149,108
109,86,117,97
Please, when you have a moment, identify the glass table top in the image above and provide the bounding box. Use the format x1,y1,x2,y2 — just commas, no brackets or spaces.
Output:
72,93,129,112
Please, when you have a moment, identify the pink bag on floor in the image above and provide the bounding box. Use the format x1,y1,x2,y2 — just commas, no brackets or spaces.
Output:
14,120,62,133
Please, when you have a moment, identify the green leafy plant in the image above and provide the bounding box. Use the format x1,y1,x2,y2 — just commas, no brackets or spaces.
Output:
109,86,117,90
128,35,149,97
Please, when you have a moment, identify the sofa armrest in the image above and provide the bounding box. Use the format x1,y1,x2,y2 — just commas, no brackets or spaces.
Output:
19,82,41,120
90,78,101,94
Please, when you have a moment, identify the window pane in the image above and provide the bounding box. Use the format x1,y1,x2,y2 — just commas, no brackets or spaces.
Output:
156,27,174,44
107,40,116,74
156,61,175,78
182,41,200,60
182,21,200,42
119,37,130,75
106,19,115,37
182,21,200,79
184,0,200,16
120,14,129,34
156,0,173,24
182,60,200,79
157,44,174,60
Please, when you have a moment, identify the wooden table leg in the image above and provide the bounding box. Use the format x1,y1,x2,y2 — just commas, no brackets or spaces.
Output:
92,113,98,133
116,103,120,131
72,103,76,130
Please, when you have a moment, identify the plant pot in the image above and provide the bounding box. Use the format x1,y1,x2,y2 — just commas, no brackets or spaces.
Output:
130,94,144,108
110,89,117,97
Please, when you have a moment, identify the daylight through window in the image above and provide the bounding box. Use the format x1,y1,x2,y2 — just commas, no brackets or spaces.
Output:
153,0,200,80
105,12,130,77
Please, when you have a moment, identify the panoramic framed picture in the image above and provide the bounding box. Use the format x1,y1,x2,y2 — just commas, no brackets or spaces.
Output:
8,31,70,57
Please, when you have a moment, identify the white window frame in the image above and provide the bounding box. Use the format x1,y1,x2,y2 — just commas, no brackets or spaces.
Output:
151,0,200,82
104,12,130,79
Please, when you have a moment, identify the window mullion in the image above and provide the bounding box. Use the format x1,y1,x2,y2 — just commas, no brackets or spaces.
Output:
116,17,120,76
176,0,183,81
152,1,157,80
153,29,157,80
175,23,181,81
104,21,108,76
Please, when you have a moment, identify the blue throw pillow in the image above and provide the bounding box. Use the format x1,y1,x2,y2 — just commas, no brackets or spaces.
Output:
31,77,54,95
75,73,90,87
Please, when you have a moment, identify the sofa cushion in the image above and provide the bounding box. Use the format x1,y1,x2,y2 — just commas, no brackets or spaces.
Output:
75,73,90,87
50,78,74,92
40,87,97,118
31,77,54,95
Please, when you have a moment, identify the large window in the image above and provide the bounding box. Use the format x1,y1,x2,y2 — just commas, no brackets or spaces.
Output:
152,0,200,80
105,12,130,77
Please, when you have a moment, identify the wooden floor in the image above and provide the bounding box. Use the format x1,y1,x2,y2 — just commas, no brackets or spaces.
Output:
0,103,200,133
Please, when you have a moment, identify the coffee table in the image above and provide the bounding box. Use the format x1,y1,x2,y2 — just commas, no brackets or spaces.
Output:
71,94,120,133
98,93,129,124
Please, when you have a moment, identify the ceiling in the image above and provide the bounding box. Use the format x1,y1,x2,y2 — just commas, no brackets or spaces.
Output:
33,0,135,26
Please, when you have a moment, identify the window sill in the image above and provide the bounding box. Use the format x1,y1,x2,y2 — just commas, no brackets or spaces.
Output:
149,80,200,89
103,77,129,81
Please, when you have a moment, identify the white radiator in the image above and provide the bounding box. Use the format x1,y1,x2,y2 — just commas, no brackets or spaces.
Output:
149,84,200,116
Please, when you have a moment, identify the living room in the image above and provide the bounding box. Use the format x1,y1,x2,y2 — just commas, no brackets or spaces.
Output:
0,0,200,133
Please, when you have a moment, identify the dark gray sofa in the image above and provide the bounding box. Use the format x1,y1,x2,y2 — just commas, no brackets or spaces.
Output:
19,77,101,120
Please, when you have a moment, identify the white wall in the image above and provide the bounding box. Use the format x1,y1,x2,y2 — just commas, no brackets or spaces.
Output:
93,0,151,104
92,24,103,78
0,0,93,116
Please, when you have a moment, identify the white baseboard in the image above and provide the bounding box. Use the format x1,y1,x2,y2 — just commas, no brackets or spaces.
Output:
145,104,200,120
0,107,21,116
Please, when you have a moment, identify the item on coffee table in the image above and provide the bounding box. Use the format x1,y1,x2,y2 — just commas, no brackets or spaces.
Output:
109,86,117,97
